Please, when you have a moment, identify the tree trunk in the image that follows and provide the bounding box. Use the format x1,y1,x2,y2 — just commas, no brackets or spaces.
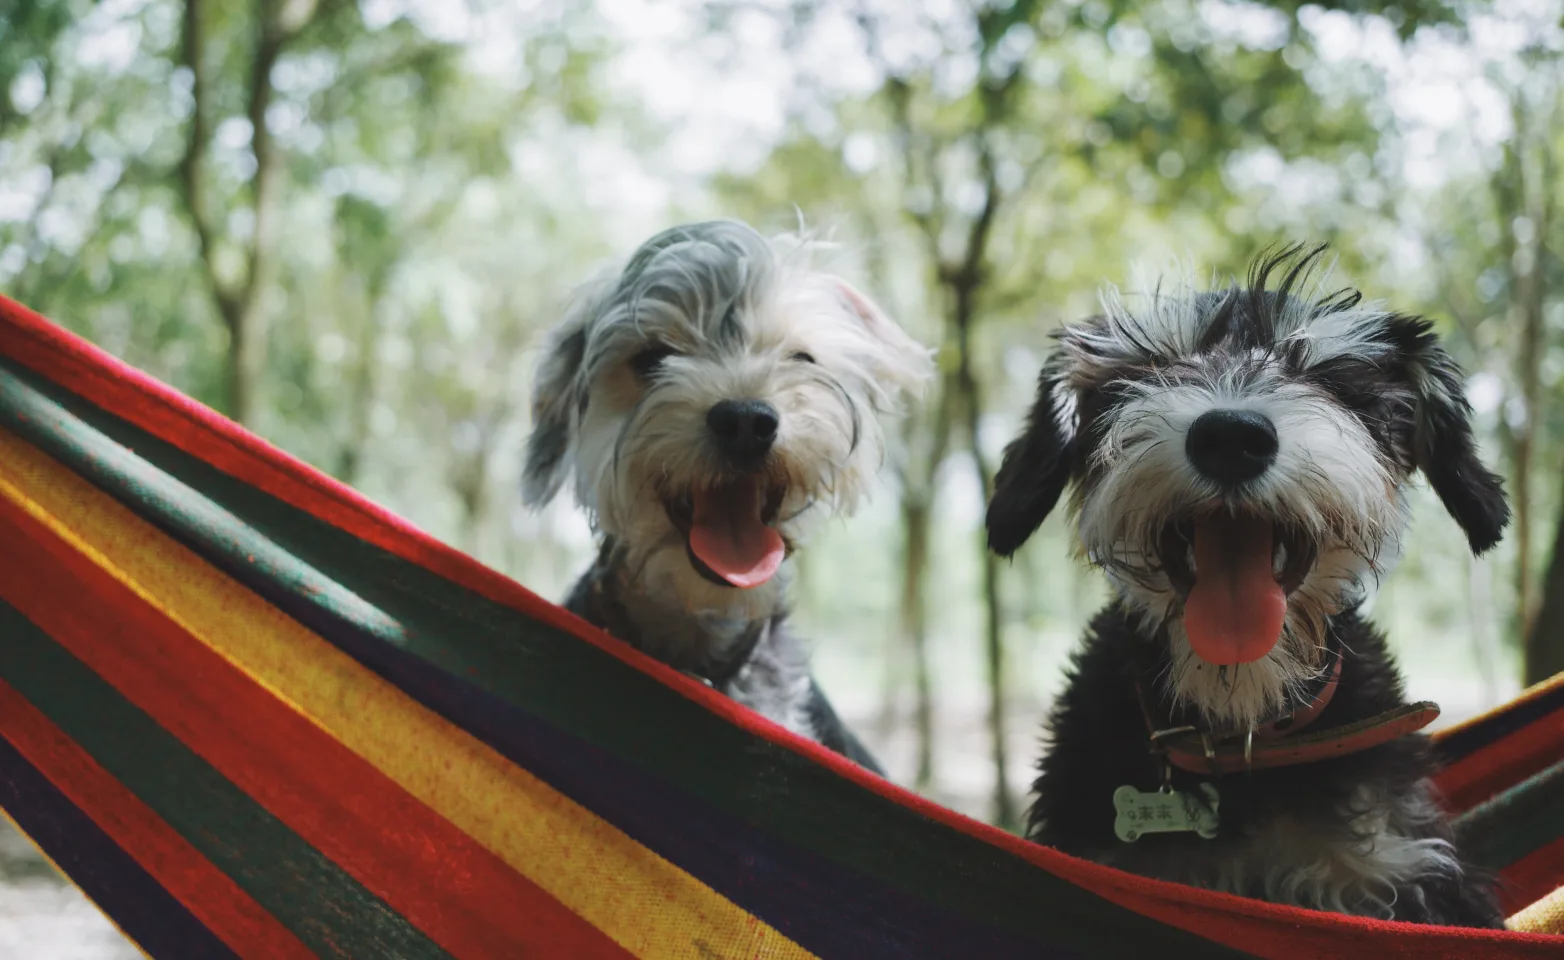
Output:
951,266,1014,829
977,503,1012,828
224,305,261,427
899,492,936,788
891,374,955,788
333,258,389,485
334,310,379,486
1466,550,1499,708
228,5,290,427
179,0,311,427
1524,462,1564,686
1511,213,1545,637
1517,87,1559,684
962,352,1014,830
863,2,1023,824
452,454,488,558
1497,77,1557,646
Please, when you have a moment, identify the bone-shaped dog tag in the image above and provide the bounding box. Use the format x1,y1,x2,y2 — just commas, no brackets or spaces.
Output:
1113,783,1220,842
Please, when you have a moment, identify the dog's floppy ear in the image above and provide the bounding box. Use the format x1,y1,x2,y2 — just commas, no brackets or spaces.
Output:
986,362,1077,557
833,279,937,400
522,303,593,508
1391,315,1510,554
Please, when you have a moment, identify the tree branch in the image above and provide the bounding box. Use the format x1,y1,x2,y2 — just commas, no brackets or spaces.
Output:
242,4,288,309
852,5,946,264
178,0,238,326
243,0,320,303
176,0,322,423
853,0,1032,826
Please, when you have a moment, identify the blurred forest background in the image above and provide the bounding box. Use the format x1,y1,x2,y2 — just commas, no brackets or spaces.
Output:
2,0,1563,951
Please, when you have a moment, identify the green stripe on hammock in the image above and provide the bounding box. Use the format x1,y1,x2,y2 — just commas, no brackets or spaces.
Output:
0,598,450,960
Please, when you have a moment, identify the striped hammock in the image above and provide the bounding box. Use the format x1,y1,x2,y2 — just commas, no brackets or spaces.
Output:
0,292,1560,960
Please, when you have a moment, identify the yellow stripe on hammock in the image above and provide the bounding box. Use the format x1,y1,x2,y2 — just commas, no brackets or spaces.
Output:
1432,671,1564,744
1508,884,1564,935
0,426,816,960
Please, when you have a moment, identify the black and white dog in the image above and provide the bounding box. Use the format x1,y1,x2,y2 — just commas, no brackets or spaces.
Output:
986,246,1507,926
523,220,932,772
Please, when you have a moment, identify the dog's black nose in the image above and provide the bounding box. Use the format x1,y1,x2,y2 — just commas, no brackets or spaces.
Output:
707,399,779,466
1186,409,1278,486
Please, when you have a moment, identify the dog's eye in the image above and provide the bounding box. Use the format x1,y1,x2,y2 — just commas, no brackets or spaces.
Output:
630,346,678,379
1309,359,1384,411
790,351,816,364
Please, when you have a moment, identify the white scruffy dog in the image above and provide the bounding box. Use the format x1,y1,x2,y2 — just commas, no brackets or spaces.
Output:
522,219,932,769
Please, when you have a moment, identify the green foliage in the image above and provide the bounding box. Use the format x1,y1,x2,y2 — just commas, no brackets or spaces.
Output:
0,0,78,131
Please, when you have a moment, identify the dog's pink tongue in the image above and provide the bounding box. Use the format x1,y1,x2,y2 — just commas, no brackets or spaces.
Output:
1183,515,1286,665
689,478,784,589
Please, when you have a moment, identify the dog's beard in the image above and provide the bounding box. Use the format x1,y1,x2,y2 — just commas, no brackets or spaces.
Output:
1091,526,1403,732
575,391,876,622
1075,382,1409,731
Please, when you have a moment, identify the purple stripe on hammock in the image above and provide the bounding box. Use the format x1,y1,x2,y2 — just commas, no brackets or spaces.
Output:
0,733,241,960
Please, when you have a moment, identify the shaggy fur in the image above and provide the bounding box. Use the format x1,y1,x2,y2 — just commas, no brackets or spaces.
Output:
988,245,1508,926
523,219,932,770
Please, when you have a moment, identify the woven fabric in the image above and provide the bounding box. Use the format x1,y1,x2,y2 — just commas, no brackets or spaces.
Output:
1434,671,1564,813
1,292,1561,959
1453,759,1564,915
1509,884,1564,935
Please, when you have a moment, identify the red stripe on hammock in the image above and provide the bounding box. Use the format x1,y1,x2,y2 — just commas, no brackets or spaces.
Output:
0,296,607,650
0,493,634,960
1434,708,1564,813
937,829,1564,959
1500,835,1564,919
6,298,1562,958
0,678,314,960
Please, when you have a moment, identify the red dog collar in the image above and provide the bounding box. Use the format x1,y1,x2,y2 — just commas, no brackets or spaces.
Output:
1253,652,1341,741
1136,654,1441,776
